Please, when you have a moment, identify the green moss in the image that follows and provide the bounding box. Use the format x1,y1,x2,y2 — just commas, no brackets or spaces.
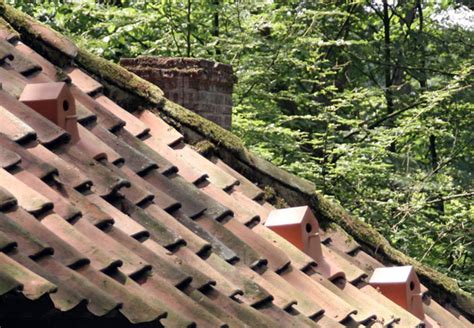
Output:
55,66,69,82
160,99,250,159
75,48,164,105
262,185,288,209
0,17,19,41
274,197,290,208
192,140,216,157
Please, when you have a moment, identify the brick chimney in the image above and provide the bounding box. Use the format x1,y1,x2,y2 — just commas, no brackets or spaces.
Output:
120,56,236,130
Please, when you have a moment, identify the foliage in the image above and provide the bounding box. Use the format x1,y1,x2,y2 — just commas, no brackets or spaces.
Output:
14,0,474,292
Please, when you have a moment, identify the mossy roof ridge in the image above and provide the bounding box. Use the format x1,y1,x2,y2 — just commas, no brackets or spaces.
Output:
75,49,164,106
0,1,76,58
0,1,164,106
1,2,472,318
0,17,19,41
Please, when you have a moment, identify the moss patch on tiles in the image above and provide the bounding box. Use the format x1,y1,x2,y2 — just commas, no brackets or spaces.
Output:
192,139,216,157
262,186,288,209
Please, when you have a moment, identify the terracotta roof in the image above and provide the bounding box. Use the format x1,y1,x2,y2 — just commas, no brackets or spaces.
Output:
0,4,472,328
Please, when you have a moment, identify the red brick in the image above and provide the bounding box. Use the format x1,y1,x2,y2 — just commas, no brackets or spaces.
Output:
120,57,236,130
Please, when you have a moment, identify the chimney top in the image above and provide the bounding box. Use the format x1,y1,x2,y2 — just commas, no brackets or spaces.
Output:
120,56,236,129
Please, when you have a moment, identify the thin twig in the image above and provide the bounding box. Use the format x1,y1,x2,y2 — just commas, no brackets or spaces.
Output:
426,192,474,204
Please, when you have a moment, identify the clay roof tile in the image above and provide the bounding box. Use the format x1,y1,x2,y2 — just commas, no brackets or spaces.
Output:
0,252,57,300
0,7,470,326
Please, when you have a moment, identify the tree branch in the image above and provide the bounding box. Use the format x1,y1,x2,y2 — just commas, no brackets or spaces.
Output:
343,100,425,140
427,192,474,204
186,0,192,57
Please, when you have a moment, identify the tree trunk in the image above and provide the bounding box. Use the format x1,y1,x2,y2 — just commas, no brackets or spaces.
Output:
416,0,444,214
212,0,221,55
186,0,192,57
382,0,395,152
